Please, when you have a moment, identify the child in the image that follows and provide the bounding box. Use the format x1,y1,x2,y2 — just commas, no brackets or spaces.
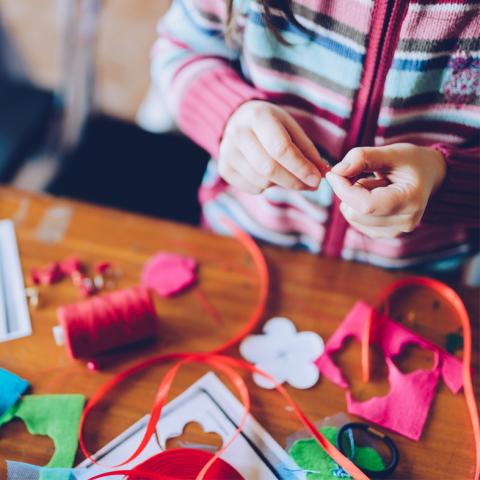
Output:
151,0,479,269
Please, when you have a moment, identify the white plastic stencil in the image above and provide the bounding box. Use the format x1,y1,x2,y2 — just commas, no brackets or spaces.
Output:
76,372,304,479
0,220,32,342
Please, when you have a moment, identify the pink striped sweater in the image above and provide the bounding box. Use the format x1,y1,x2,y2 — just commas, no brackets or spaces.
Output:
151,0,480,268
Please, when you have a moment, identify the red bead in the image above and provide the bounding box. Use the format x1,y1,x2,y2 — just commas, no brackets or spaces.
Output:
61,256,83,276
95,261,112,274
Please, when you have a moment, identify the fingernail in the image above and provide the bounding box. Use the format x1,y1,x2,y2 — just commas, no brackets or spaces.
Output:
305,174,320,187
332,161,350,174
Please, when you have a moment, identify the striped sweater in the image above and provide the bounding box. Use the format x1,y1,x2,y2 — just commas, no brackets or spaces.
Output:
151,0,480,268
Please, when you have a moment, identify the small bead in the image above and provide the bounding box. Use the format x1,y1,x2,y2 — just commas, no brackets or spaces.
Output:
87,360,100,371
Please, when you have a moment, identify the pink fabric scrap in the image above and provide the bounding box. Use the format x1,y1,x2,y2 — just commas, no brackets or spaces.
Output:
315,301,463,440
347,358,441,440
30,262,64,285
141,252,197,298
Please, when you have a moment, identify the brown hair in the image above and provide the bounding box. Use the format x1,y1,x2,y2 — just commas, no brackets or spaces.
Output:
225,0,312,44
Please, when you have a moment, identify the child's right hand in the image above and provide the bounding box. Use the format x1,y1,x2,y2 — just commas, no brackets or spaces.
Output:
218,100,327,194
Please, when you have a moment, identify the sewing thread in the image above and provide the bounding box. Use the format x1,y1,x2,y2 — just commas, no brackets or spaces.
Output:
57,287,157,359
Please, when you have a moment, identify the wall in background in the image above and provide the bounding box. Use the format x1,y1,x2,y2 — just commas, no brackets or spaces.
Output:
0,0,169,121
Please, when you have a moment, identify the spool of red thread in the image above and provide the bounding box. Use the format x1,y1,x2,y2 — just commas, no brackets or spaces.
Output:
56,286,157,359
125,449,244,480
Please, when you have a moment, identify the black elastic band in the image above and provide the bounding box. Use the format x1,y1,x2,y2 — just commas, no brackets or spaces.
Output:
336,422,399,478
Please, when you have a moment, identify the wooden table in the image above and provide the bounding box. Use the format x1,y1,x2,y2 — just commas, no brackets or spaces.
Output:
0,187,478,479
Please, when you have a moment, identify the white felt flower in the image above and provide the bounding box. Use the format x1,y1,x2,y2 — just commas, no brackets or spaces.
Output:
240,317,324,389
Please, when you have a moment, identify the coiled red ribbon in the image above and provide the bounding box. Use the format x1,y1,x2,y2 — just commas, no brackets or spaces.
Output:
361,276,480,480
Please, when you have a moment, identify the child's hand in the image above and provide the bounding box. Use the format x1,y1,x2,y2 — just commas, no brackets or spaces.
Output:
326,143,446,239
218,100,327,194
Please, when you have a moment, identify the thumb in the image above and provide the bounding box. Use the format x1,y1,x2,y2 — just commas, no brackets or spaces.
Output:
331,146,399,177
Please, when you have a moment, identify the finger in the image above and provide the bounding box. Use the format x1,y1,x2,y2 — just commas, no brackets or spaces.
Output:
340,202,419,231
347,219,404,239
253,114,322,188
237,130,309,191
331,146,399,178
279,110,331,176
232,152,273,191
218,162,266,195
326,172,408,216
355,176,390,190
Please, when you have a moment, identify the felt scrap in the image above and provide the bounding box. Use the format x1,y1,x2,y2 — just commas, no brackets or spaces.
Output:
6,460,78,480
289,426,385,479
0,368,29,416
141,252,197,298
315,301,463,440
0,394,85,468
240,317,324,389
347,359,441,440
31,262,64,285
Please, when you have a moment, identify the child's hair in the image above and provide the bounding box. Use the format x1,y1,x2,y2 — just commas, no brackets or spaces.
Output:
225,0,311,44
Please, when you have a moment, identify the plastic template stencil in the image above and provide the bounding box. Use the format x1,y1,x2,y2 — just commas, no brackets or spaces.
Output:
0,220,31,342
77,372,304,479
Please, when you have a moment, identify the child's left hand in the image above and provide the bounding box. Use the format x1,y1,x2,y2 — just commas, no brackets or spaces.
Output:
326,143,446,239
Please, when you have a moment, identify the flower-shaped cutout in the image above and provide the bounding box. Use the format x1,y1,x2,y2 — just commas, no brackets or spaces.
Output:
240,317,324,389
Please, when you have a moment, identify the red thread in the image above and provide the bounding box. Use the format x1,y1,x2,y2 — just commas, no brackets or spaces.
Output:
57,287,157,359
193,287,224,326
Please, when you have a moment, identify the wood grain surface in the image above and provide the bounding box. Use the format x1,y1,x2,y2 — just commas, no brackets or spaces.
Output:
0,187,478,479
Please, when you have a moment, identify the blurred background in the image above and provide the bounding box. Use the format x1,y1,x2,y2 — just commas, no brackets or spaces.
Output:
0,0,209,223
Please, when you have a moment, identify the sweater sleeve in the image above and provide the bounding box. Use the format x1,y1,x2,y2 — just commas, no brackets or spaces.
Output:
422,144,480,226
151,0,266,157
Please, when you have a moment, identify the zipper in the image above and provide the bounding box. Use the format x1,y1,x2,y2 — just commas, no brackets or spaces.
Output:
323,0,409,258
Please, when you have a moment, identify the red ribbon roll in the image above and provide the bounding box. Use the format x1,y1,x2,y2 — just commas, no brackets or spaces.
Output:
57,286,157,359
88,449,244,480
127,448,244,479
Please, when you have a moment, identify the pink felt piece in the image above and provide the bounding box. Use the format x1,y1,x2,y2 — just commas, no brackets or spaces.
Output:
141,253,197,298
347,359,440,440
315,301,463,440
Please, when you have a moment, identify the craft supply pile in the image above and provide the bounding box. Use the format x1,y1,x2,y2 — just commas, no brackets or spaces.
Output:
0,217,478,480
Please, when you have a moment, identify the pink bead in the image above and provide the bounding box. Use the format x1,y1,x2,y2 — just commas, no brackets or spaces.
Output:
87,360,100,371
39,262,64,285
61,256,83,276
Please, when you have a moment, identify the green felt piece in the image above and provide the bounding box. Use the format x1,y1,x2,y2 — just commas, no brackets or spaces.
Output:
289,426,385,479
0,394,85,469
